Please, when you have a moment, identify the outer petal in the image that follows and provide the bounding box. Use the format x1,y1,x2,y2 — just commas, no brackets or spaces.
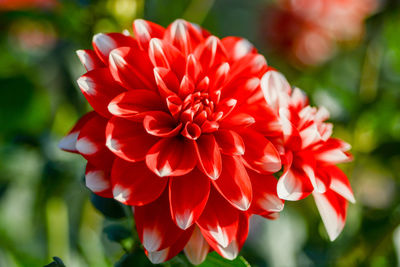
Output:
106,117,159,162
277,153,314,201
109,47,156,90
194,36,227,72
260,70,291,112
313,190,347,241
241,129,281,173
194,134,222,180
133,19,165,50
326,165,355,203
145,226,194,264
92,33,137,64
77,68,125,118
314,138,352,164
76,115,114,169
58,111,96,153
248,170,284,215
135,191,185,252
76,49,104,71
111,159,167,206
108,90,165,119
85,162,112,198
212,213,249,260
212,155,252,211
146,137,197,177
221,36,256,61
184,226,210,265
196,189,240,248
169,169,210,230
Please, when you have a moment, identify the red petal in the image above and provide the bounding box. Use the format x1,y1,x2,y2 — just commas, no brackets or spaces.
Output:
108,90,164,119
153,67,180,98
214,129,245,156
164,19,204,55
135,191,185,252
212,213,249,260
85,162,112,198
92,33,137,64
277,153,313,201
169,169,210,229
313,190,347,241
196,188,240,248
220,112,255,129
76,49,104,71
146,137,197,177
184,226,210,265
149,38,185,79
143,111,182,137
241,129,281,173
221,36,256,60
106,117,159,162
194,36,227,72
212,155,252,211
133,19,165,50
109,47,156,90
77,68,125,118
326,165,355,203
145,226,194,264
76,115,114,169
248,170,284,215
314,138,352,164
111,159,167,206
59,111,96,153
194,134,222,180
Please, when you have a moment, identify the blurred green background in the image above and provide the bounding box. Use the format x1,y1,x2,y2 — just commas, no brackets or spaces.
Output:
0,0,399,266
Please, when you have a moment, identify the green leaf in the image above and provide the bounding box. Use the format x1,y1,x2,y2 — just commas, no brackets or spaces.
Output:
90,193,126,219
103,224,132,243
198,252,250,267
44,257,66,267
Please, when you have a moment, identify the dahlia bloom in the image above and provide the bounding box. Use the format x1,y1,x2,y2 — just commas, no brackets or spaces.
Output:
60,19,284,264
261,0,378,65
260,70,355,241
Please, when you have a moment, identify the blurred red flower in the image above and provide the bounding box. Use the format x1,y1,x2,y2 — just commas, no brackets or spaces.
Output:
261,0,378,65
60,19,284,264
260,70,355,240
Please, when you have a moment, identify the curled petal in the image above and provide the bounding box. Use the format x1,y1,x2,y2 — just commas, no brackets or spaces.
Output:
111,159,167,206
169,169,210,230
153,67,180,98
146,137,197,177
194,134,222,180
212,155,252,211
106,117,159,162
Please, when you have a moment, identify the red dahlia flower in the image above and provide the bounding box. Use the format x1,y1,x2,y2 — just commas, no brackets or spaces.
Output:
260,70,355,241
60,19,284,264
